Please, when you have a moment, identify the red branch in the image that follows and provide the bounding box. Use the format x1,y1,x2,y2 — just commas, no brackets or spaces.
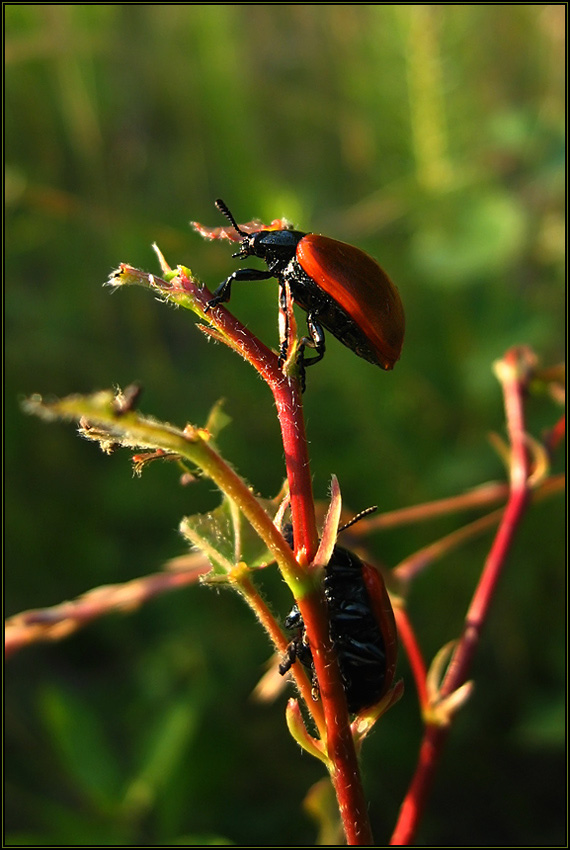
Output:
393,605,428,711
390,347,536,845
264,313,372,843
5,558,210,658
186,262,372,843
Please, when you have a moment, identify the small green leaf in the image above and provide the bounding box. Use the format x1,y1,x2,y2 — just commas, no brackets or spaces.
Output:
180,494,282,574
204,399,232,440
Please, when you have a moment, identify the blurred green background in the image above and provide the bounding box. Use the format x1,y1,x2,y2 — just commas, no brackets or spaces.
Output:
5,5,565,845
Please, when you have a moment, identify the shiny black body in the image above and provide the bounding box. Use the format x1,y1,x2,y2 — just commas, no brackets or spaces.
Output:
206,198,405,384
207,225,330,366
279,544,391,714
206,198,395,369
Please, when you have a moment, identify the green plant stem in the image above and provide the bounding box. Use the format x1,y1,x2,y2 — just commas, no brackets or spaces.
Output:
230,566,325,739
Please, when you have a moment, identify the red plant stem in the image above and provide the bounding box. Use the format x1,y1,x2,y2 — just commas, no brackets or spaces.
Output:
393,605,428,711
181,270,319,560
390,348,534,845
271,375,320,561
191,272,374,842
270,373,372,843
266,352,371,840
439,488,528,700
300,589,375,845
353,481,510,533
440,348,531,698
390,723,449,846
4,561,211,657
545,412,565,454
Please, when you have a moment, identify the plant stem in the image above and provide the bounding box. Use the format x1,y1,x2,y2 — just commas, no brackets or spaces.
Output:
393,605,428,712
390,347,535,845
268,373,373,844
272,374,320,561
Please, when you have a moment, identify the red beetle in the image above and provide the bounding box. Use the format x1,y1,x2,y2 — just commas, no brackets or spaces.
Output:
205,199,405,372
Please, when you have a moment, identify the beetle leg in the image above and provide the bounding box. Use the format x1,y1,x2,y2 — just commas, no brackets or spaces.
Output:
277,283,291,366
205,267,275,311
283,603,303,631
277,283,310,391
301,312,326,367
283,312,325,392
278,639,298,676
310,669,320,702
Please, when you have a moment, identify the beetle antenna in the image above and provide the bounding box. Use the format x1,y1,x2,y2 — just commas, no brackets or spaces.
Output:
339,505,378,533
215,198,246,237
